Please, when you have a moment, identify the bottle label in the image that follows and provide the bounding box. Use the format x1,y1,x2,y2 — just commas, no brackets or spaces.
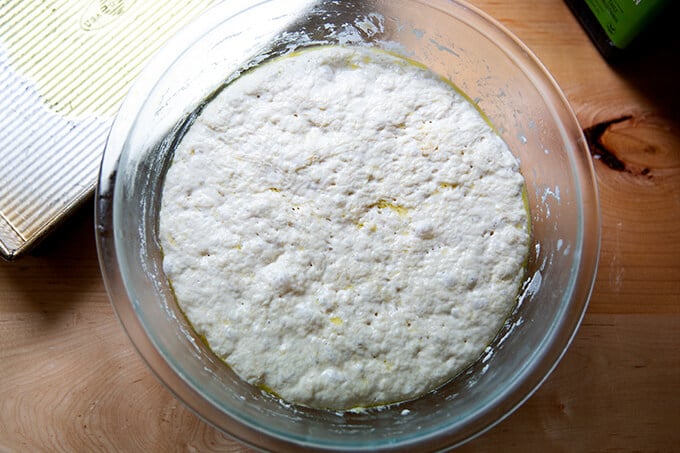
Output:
584,0,665,48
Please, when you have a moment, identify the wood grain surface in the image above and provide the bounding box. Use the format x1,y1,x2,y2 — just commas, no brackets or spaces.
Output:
1,1,678,451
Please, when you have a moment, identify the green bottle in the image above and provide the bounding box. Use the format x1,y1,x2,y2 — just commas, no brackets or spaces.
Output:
564,0,670,60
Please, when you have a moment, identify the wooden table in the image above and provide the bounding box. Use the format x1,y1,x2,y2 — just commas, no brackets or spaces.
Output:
1,1,678,451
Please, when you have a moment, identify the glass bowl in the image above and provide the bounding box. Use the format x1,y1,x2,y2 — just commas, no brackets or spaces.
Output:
95,0,600,450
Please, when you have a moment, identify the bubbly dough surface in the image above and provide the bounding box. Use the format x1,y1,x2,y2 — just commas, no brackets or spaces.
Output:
159,46,529,410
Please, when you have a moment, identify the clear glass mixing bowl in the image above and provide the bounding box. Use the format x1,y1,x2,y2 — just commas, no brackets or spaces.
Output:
95,0,600,450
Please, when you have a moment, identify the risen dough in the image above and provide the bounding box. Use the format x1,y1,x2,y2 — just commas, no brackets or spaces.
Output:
159,46,530,410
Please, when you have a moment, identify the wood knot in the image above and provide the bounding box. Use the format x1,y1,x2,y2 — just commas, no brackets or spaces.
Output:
583,115,653,178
